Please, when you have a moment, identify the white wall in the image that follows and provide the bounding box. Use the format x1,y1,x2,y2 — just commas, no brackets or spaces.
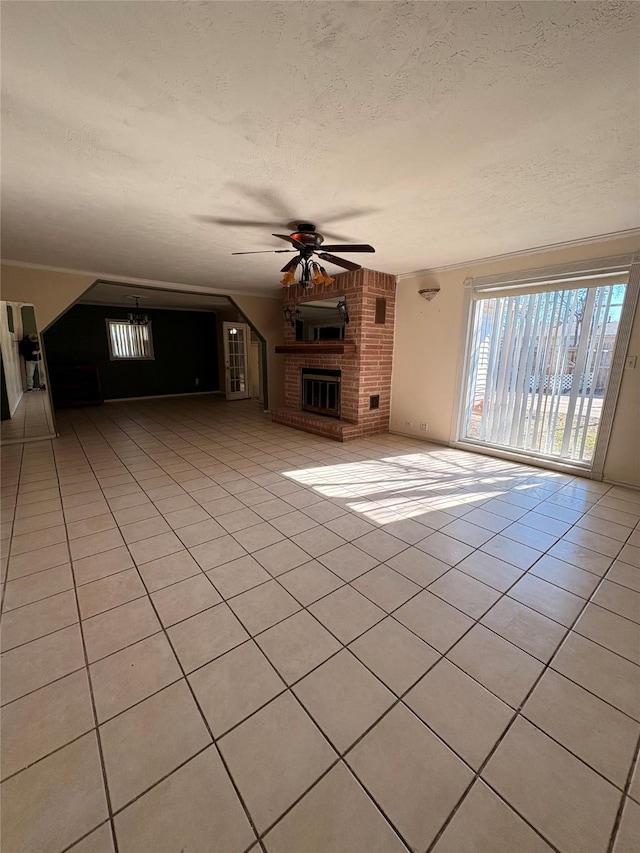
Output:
232,294,285,409
391,235,640,485
0,301,25,415
1,265,96,330
248,332,261,401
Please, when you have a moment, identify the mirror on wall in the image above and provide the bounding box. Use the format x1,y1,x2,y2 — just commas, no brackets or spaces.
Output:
293,297,348,342
0,301,57,444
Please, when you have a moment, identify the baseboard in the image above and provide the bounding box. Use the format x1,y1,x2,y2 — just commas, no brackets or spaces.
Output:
1,432,58,446
104,391,219,403
9,390,24,417
388,430,450,448
451,439,594,477
602,478,640,491
389,430,601,480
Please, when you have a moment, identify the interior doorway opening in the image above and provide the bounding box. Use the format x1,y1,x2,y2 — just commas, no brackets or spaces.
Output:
42,282,268,410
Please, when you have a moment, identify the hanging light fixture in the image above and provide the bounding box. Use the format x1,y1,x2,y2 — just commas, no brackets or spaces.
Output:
300,259,312,289
126,296,150,326
280,257,334,290
311,262,334,287
320,265,334,286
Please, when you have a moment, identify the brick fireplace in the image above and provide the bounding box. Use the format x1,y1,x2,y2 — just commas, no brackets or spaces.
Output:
272,267,396,441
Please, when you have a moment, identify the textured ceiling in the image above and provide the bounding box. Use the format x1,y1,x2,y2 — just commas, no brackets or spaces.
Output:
2,1,638,294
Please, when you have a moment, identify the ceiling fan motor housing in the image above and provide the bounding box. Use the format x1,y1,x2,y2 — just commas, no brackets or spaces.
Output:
291,223,324,247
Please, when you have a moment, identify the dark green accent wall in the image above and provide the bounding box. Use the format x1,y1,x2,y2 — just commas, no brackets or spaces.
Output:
44,305,219,400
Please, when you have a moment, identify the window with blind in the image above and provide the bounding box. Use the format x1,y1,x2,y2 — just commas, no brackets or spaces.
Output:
459,269,630,467
106,320,154,360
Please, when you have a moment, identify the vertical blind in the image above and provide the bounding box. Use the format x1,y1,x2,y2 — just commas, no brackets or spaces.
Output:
462,278,627,465
107,321,153,359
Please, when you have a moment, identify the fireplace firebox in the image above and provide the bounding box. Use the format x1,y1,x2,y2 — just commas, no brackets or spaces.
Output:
301,368,341,418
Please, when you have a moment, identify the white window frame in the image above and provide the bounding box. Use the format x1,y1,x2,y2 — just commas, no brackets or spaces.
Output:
451,253,640,479
105,319,155,361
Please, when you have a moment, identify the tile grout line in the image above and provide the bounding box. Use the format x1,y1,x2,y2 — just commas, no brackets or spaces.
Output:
0,441,25,617
49,446,121,853
606,732,640,853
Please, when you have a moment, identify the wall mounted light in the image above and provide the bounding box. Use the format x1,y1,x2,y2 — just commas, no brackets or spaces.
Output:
418,287,440,301
337,300,350,324
283,307,300,327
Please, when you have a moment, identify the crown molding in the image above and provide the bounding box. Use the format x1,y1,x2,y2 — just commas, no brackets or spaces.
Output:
0,259,282,300
396,229,640,281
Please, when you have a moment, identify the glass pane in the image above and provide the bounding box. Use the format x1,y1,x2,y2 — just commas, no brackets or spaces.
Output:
462,283,626,464
226,325,247,396
109,321,151,358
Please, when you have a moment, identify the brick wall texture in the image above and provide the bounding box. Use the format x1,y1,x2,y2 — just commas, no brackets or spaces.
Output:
277,268,396,439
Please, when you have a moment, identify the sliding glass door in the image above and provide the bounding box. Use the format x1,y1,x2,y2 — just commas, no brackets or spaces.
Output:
460,278,628,467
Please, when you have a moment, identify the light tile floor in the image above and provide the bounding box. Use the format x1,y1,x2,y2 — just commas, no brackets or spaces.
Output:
1,395,639,853
1,387,56,444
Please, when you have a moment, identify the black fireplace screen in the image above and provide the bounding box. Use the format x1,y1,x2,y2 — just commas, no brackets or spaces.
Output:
301,368,341,418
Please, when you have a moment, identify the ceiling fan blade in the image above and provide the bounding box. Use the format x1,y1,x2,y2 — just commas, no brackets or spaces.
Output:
196,216,279,227
272,233,306,250
316,252,362,272
227,185,294,220
319,244,375,253
281,256,301,274
316,207,378,225
231,249,296,255
317,229,354,242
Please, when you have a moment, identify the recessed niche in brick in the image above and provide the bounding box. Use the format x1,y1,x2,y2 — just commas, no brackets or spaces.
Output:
375,298,387,324
369,395,380,410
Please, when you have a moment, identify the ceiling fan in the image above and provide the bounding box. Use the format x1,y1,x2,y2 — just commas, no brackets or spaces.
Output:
229,222,375,288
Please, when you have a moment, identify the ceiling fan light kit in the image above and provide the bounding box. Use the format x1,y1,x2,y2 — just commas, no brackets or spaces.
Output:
229,221,376,290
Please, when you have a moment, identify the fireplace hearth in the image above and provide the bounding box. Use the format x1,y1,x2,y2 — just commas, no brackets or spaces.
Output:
301,368,341,418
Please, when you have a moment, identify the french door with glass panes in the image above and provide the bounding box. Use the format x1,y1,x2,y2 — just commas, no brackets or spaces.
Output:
223,322,250,400
458,271,630,470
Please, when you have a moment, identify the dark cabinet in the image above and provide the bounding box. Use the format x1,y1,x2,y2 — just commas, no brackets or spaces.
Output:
49,364,103,408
